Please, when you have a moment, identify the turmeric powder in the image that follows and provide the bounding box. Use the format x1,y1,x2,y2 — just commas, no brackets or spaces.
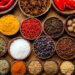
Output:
0,15,19,36
11,61,26,75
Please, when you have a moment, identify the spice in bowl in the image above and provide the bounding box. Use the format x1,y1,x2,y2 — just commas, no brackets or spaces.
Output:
60,61,75,75
9,37,31,60
0,59,10,75
34,36,55,59
44,61,58,75
19,0,51,17
11,61,26,75
0,15,19,36
28,60,42,75
56,37,75,60
21,18,42,40
44,17,64,39
0,36,7,57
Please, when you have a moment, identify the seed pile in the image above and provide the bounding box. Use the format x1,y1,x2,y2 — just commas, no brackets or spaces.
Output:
21,18,42,40
67,18,75,32
34,36,55,59
0,59,10,75
60,61,75,75
9,38,31,60
11,61,26,75
0,36,7,57
44,17,64,38
44,61,58,75
28,61,42,75
56,37,75,60
20,0,50,16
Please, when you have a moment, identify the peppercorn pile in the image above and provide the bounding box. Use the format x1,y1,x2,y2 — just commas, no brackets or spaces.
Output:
54,0,75,11
56,37,75,60
21,18,42,40
34,36,55,59
44,17,64,38
20,0,50,16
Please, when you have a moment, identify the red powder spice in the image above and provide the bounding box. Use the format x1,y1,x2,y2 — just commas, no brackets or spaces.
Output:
21,18,42,40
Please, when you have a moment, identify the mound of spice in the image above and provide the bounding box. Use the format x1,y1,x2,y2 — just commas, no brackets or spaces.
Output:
21,18,42,40
28,60,42,75
0,15,19,36
34,36,55,59
0,59,10,75
44,61,58,75
56,37,75,60
44,17,64,38
0,36,7,57
9,37,31,60
60,61,75,75
11,61,26,75
20,0,50,16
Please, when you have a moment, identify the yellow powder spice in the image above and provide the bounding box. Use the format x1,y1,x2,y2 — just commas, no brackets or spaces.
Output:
0,15,19,36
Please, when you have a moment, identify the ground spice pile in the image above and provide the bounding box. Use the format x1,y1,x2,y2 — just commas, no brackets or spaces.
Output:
0,36,7,57
34,36,55,59
56,37,75,60
28,61,42,75
20,0,50,16
44,17,64,38
21,18,42,40
0,15,19,36
0,59,10,75
11,61,26,75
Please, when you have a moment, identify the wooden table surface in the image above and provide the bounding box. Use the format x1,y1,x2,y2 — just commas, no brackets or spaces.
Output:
0,3,74,75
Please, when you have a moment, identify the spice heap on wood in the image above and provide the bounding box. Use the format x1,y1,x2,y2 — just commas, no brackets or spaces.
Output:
11,61,26,75
21,18,42,40
34,36,55,59
0,15,19,36
56,37,75,60
0,59,10,75
20,0,50,16
9,37,31,60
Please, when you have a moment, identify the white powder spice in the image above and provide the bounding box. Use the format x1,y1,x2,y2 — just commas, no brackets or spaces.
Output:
9,38,31,60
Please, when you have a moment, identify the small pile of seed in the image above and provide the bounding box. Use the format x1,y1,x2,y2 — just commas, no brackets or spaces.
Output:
56,37,75,60
0,36,7,57
28,60,42,75
34,36,55,59
20,0,50,16
44,17,64,38
67,18,75,32
0,59,10,75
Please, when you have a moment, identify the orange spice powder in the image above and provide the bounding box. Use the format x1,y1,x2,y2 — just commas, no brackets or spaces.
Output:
11,61,26,75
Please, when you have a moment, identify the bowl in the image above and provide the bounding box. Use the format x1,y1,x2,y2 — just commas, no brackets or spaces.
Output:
18,0,51,17
8,37,31,60
52,0,75,15
65,14,75,37
0,0,18,15
20,17,42,40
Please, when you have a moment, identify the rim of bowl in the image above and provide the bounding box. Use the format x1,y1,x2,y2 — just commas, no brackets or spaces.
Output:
18,0,51,17
0,35,8,57
27,60,43,75
33,36,55,60
0,14,20,36
55,36,75,60
43,17,64,39
8,37,32,60
20,17,42,40
52,0,75,15
0,0,18,15
65,14,75,37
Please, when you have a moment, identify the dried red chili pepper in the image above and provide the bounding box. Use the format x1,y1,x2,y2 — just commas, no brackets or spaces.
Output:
21,18,42,40
0,0,14,10
2,0,10,2
0,1,6,5
54,0,66,11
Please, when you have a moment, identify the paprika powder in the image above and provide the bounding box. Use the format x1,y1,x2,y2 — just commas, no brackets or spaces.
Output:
21,18,42,40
